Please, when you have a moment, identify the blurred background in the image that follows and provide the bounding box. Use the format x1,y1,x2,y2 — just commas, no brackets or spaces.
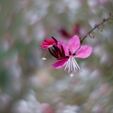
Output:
0,0,113,113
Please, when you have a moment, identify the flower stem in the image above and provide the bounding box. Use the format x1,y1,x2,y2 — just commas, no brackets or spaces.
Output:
81,13,113,43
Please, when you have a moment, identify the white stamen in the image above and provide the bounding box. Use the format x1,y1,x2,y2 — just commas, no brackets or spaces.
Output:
74,58,80,70
42,57,47,60
64,57,80,72
68,58,71,72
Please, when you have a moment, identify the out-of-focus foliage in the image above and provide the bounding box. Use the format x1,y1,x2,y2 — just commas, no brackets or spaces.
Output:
0,0,113,113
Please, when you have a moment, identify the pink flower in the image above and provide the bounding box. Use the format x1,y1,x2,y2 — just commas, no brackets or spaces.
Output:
58,23,80,39
52,35,92,72
41,37,57,49
41,35,92,73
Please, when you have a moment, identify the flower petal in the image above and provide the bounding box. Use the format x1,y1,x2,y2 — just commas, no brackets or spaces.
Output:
52,58,68,69
67,35,80,54
41,37,57,49
75,45,92,58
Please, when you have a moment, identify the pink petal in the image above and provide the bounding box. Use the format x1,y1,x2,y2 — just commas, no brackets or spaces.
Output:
41,38,56,49
59,42,69,56
75,45,93,58
67,35,80,54
52,58,68,69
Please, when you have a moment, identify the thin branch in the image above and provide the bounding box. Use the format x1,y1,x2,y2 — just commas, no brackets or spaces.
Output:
81,14,113,43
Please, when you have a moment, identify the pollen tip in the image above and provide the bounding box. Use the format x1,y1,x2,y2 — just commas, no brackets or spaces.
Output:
70,73,74,77
42,57,47,61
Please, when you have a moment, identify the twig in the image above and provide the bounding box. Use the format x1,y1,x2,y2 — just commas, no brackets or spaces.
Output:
81,14,113,43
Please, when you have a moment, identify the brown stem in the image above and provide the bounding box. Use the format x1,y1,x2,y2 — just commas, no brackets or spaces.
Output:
81,14,113,43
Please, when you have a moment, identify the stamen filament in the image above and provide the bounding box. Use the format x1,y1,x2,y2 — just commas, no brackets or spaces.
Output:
64,57,80,72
